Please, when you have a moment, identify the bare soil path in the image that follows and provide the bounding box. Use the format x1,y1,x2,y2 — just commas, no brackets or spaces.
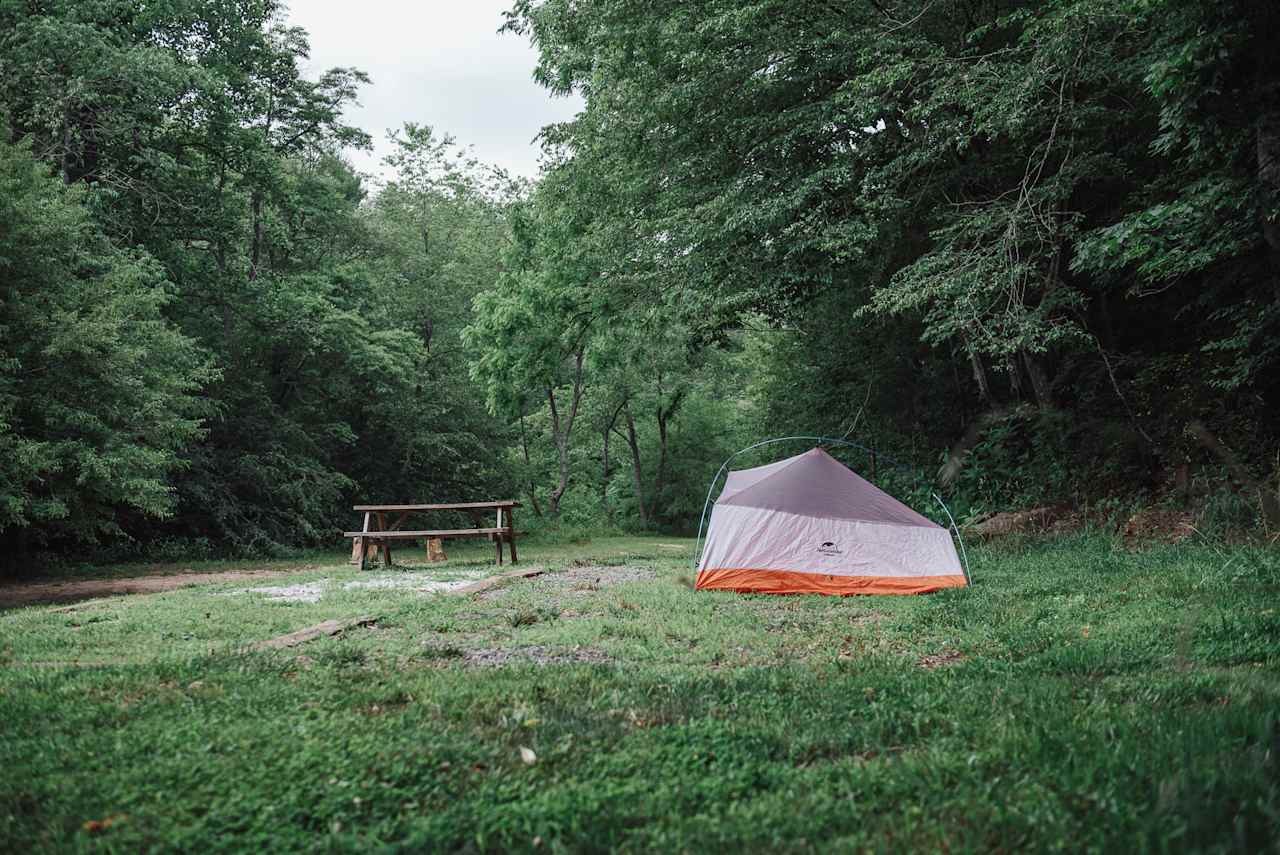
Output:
0,565,329,610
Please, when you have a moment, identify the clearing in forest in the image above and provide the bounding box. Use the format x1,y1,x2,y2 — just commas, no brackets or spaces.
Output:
1,535,1277,851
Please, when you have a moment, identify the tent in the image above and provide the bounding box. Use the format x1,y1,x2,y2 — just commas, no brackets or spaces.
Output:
695,447,966,596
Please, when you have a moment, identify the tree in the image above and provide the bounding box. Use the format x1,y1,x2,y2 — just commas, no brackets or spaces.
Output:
507,0,1280,511
0,131,212,567
465,188,594,518
1,1,520,554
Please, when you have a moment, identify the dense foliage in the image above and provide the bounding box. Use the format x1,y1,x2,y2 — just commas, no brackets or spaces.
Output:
502,0,1280,522
1,0,1277,570
0,0,515,568
0,129,211,549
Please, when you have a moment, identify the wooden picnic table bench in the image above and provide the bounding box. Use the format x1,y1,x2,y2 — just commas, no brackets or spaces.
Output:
343,501,521,571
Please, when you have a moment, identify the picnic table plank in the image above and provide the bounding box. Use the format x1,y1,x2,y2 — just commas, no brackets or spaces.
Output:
342,528,509,538
353,501,521,511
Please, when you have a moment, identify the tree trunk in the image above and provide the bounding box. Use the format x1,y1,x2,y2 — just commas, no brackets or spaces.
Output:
215,162,233,343
654,406,669,505
1023,352,1054,409
1006,355,1023,402
1097,289,1116,349
937,406,1012,488
547,388,569,517
601,423,612,522
1258,88,1280,303
600,398,626,525
60,103,74,185
1188,420,1280,530
969,347,994,404
1254,2,1280,303
249,192,263,282
622,403,648,527
545,347,586,517
949,350,970,429
518,413,543,518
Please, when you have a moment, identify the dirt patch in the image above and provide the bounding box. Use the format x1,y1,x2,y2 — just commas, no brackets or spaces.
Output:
0,567,330,610
1,565,512,610
918,650,966,670
1121,508,1196,547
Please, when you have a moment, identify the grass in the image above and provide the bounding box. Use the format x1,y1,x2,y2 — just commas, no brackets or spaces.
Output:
1,534,1278,852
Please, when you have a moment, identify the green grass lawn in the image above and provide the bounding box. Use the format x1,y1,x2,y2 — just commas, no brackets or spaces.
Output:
1,535,1278,852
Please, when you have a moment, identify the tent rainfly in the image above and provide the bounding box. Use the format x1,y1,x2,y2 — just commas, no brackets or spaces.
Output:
696,447,966,596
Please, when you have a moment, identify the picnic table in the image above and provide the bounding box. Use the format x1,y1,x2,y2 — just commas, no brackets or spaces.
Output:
344,501,521,571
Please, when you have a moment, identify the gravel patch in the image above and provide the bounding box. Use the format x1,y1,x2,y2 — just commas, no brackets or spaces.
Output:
221,572,489,603
222,582,328,603
459,645,614,667
344,575,484,594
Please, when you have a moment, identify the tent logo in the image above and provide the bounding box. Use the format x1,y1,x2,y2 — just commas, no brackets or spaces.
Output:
817,541,843,555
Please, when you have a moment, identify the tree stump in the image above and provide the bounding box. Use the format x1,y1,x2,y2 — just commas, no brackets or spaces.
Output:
426,537,447,562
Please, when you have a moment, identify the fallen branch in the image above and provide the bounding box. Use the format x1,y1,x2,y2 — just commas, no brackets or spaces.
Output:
937,405,1016,488
452,567,544,595
250,615,378,651
1188,420,1280,530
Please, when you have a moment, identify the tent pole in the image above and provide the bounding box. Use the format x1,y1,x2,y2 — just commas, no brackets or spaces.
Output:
933,492,971,585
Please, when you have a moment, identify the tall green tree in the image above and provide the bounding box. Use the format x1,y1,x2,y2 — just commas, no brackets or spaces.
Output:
0,131,212,565
2,1,520,555
507,0,1280,511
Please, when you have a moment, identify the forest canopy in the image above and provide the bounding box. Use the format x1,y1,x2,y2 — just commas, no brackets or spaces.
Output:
2,0,1277,571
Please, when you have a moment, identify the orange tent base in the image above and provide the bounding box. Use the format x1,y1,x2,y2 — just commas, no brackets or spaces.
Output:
695,567,967,596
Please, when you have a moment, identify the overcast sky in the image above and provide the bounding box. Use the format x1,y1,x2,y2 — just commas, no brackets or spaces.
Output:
285,0,582,180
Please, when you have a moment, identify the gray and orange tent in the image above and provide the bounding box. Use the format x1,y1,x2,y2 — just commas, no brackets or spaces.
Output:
695,445,968,596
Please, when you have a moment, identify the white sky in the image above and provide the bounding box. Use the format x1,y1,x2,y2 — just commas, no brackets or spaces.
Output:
284,0,582,180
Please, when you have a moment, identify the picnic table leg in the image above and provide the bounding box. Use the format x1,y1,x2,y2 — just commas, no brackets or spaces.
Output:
358,512,371,572
507,508,518,564
494,508,504,565
377,512,392,567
